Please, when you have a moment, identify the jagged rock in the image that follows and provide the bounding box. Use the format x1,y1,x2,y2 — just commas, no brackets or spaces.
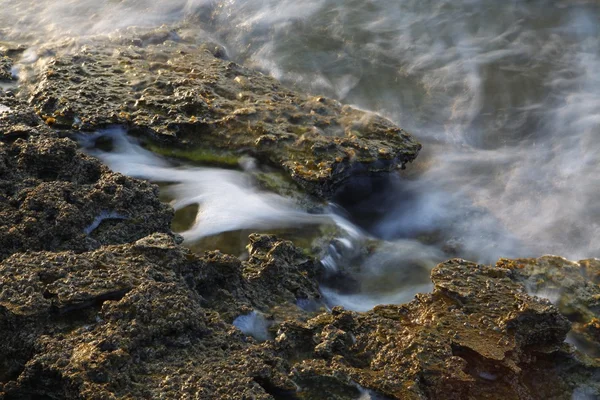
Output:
0,94,47,140
0,26,597,400
0,56,14,82
0,43,23,82
498,256,600,358
24,31,421,198
183,233,323,320
1,228,599,399
0,234,297,399
0,131,173,261
272,259,600,399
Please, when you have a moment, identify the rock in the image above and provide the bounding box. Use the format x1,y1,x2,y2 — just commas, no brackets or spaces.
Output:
0,234,296,399
0,93,47,140
498,256,600,358
184,233,324,321
23,31,421,198
1,226,598,399
0,54,15,82
0,26,596,400
273,259,600,399
0,130,173,261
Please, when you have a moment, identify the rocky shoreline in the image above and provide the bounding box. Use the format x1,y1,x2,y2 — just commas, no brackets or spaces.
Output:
0,29,599,399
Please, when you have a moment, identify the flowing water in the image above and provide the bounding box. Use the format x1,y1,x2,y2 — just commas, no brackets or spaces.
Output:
1,1,600,310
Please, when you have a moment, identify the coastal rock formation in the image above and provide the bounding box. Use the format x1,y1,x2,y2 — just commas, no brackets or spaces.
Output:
274,259,600,399
1,229,598,399
0,31,597,400
498,256,600,359
0,128,173,261
0,234,297,399
0,51,15,82
24,31,421,198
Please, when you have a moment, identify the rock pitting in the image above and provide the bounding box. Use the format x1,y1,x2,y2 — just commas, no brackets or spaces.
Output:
0,127,173,262
0,29,598,399
24,33,421,198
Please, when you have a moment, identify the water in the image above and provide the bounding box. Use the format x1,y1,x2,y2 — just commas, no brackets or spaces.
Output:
2,1,600,309
79,128,361,243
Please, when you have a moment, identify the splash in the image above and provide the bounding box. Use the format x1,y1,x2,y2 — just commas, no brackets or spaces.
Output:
80,128,361,242
232,311,271,341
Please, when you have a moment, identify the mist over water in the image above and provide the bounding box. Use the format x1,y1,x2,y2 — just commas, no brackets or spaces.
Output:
202,0,600,262
2,1,600,307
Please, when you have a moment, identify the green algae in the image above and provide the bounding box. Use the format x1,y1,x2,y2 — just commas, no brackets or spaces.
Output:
144,142,240,168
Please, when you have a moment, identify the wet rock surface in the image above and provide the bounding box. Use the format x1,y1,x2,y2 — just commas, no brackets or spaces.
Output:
498,256,600,359
0,234,296,399
23,32,421,198
0,125,173,261
0,32,598,400
274,259,599,399
1,224,598,399
0,51,15,82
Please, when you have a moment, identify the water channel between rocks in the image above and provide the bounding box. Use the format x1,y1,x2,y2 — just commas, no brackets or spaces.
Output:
2,0,597,311
1,1,600,398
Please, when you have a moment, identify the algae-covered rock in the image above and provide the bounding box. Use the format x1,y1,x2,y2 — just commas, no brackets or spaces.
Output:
24,32,421,198
0,131,173,261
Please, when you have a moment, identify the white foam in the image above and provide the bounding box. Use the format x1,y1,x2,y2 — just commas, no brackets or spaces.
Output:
84,211,127,234
0,104,10,113
232,311,270,341
81,128,362,242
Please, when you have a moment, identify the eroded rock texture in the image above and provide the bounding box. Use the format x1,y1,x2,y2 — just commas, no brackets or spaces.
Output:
0,130,173,261
24,32,420,198
499,256,600,359
2,238,598,399
273,259,599,399
0,234,303,400
0,31,597,400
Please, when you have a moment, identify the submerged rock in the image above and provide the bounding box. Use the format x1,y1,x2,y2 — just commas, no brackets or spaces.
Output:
24,32,421,198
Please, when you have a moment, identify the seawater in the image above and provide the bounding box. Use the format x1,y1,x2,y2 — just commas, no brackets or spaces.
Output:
2,0,600,309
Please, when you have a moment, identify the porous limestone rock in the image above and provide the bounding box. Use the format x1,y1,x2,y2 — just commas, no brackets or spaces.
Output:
272,259,600,399
498,256,600,359
0,129,173,261
24,31,421,198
